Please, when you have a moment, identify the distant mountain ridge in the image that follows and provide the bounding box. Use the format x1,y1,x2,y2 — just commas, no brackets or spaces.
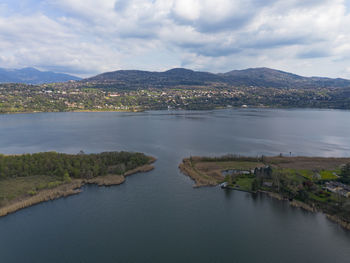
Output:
84,68,222,87
84,67,350,89
0,67,81,84
221,67,350,88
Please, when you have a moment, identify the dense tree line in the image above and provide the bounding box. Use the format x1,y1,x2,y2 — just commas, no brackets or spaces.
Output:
0,151,150,180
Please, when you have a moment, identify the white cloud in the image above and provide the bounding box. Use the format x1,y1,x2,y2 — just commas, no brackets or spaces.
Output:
172,0,201,21
0,0,349,78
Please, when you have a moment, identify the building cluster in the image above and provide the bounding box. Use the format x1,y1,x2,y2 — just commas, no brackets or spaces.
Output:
1,81,349,113
324,181,350,198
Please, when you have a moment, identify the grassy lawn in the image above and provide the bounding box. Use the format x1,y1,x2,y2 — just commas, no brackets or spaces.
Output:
279,168,339,181
232,177,255,192
282,168,313,179
0,175,62,206
319,170,339,180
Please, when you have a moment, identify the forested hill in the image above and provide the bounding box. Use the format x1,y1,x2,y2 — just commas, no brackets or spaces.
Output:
83,67,350,89
221,68,350,89
83,68,223,88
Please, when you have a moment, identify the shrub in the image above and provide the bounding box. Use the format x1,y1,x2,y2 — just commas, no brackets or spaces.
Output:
27,190,37,196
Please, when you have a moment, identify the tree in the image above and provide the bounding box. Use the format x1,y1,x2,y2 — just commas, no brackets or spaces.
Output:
63,172,71,183
341,164,350,178
251,179,259,192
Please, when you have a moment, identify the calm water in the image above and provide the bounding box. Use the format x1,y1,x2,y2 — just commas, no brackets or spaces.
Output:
0,109,350,263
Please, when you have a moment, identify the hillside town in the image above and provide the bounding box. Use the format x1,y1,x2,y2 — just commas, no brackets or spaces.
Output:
1,82,350,113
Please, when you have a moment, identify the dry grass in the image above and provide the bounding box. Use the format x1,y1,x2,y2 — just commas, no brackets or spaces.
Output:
179,159,221,187
265,156,350,170
0,175,62,205
85,175,125,186
124,163,155,176
0,180,83,217
179,157,264,187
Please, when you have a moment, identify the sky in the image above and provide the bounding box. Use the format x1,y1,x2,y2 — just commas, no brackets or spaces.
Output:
1,0,350,78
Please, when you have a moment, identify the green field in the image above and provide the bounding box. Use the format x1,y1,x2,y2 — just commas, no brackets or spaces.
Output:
279,168,339,181
319,170,340,180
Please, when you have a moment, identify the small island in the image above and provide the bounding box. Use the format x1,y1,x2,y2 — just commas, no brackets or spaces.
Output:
0,151,156,217
179,155,350,230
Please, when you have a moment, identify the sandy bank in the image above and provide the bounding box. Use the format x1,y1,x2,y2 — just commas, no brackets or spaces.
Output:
0,181,83,217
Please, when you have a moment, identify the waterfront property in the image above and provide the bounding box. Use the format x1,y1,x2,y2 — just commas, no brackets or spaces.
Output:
324,181,350,198
179,155,350,230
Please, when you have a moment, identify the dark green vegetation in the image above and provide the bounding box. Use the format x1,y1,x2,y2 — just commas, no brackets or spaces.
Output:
0,151,152,207
1,67,350,113
180,155,350,225
339,163,350,184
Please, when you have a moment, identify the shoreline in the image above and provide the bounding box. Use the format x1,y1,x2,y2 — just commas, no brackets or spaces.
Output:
2,106,350,116
221,185,350,231
179,157,350,231
259,190,350,231
0,158,156,218
0,109,143,115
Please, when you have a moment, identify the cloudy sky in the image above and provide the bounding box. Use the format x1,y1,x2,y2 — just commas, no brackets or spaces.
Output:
1,0,350,78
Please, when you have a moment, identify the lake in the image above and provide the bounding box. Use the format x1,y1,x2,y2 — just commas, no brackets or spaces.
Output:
0,108,350,263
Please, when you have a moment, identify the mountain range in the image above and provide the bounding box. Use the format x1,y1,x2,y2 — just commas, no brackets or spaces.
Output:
0,67,81,84
85,67,350,89
1,66,350,89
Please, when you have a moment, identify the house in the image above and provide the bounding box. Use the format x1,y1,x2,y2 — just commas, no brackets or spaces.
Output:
324,181,350,198
254,166,272,178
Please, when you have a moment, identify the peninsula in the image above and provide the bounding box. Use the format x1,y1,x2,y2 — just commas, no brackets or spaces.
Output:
0,151,156,217
179,155,350,230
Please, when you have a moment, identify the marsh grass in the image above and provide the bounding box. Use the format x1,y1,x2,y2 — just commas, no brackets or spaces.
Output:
0,175,62,205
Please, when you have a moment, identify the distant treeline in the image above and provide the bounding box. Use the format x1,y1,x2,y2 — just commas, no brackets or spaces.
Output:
0,151,150,180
